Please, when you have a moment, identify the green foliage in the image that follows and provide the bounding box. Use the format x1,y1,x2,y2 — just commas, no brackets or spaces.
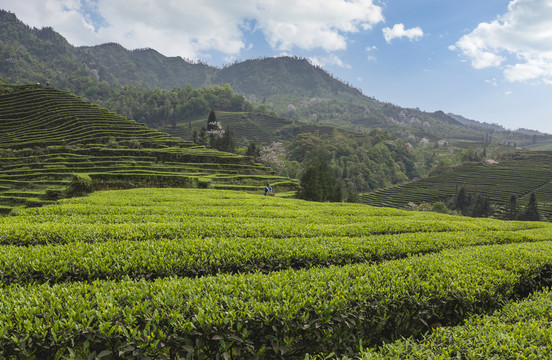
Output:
449,185,493,217
504,193,520,220
460,146,485,162
214,126,236,153
298,149,342,202
64,175,94,198
431,201,449,214
245,141,260,159
361,151,552,221
521,192,541,221
356,289,552,359
0,84,292,208
100,84,248,130
1,189,552,357
207,109,217,131
290,129,418,194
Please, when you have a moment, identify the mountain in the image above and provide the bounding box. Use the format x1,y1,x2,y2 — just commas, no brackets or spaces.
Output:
1,9,549,149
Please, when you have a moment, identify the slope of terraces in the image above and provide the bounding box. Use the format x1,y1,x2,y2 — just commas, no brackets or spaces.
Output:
359,151,552,219
0,84,295,213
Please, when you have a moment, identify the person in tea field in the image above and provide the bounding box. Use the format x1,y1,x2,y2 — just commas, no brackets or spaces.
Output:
264,183,274,196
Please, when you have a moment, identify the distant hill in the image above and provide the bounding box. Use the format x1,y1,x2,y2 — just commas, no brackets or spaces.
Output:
215,56,364,100
0,83,294,213
447,113,508,132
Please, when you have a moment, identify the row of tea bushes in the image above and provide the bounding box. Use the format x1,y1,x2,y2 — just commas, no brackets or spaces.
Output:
354,288,552,359
2,241,552,358
1,228,552,285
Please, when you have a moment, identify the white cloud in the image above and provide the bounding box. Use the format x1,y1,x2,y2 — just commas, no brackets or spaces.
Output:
382,23,424,43
254,0,384,51
485,78,498,86
1,0,99,45
2,0,385,60
308,55,351,69
452,0,552,84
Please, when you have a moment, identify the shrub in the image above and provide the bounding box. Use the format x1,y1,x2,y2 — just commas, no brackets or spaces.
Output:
65,176,94,198
432,202,449,214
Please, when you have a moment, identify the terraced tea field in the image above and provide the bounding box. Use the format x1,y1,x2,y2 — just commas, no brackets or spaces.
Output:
164,110,359,145
360,151,552,219
1,188,552,359
0,84,295,213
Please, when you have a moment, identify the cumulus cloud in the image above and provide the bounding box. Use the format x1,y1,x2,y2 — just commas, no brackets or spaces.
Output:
452,0,552,84
1,0,100,45
2,0,385,60
254,0,384,51
382,23,424,43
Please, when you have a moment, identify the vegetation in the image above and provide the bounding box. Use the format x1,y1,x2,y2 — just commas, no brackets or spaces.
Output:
361,151,552,220
353,288,552,359
297,149,342,202
0,84,295,212
4,12,552,357
1,188,552,358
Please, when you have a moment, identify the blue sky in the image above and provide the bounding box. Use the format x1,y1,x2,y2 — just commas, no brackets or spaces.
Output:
3,0,552,133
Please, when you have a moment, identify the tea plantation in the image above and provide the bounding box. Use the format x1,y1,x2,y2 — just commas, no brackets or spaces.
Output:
0,84,295,213
2,188,552,359
360,151,552,219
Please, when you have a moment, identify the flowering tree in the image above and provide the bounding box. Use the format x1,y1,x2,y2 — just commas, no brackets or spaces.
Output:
259,142,286,173
207,110,225,137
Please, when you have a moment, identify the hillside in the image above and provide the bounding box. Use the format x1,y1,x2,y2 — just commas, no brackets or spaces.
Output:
2,9,549,148
0,83,294,213
360,151,552,219
2,188,552,357
162,110,362,145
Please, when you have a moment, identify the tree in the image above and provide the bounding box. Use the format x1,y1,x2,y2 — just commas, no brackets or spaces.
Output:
431,202,449,214
245,141,259,159
197,127,207,146
503,194,520,220
297,149,342,202
344,180,359,203
450,184,468,211
521,192,540,221
207,109,218,132
258,142,286,173
471,194,493,217
215,126,235,153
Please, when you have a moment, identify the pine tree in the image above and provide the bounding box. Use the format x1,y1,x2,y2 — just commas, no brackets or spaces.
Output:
451,184,468,211
218,126,235,153
522,192,540,221
207,110,217,132
246,141,259,159
198,127,207,146
504,194,519,220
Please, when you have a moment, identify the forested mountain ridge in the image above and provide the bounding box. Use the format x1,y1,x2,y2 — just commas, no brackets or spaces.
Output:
3,9,549,149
